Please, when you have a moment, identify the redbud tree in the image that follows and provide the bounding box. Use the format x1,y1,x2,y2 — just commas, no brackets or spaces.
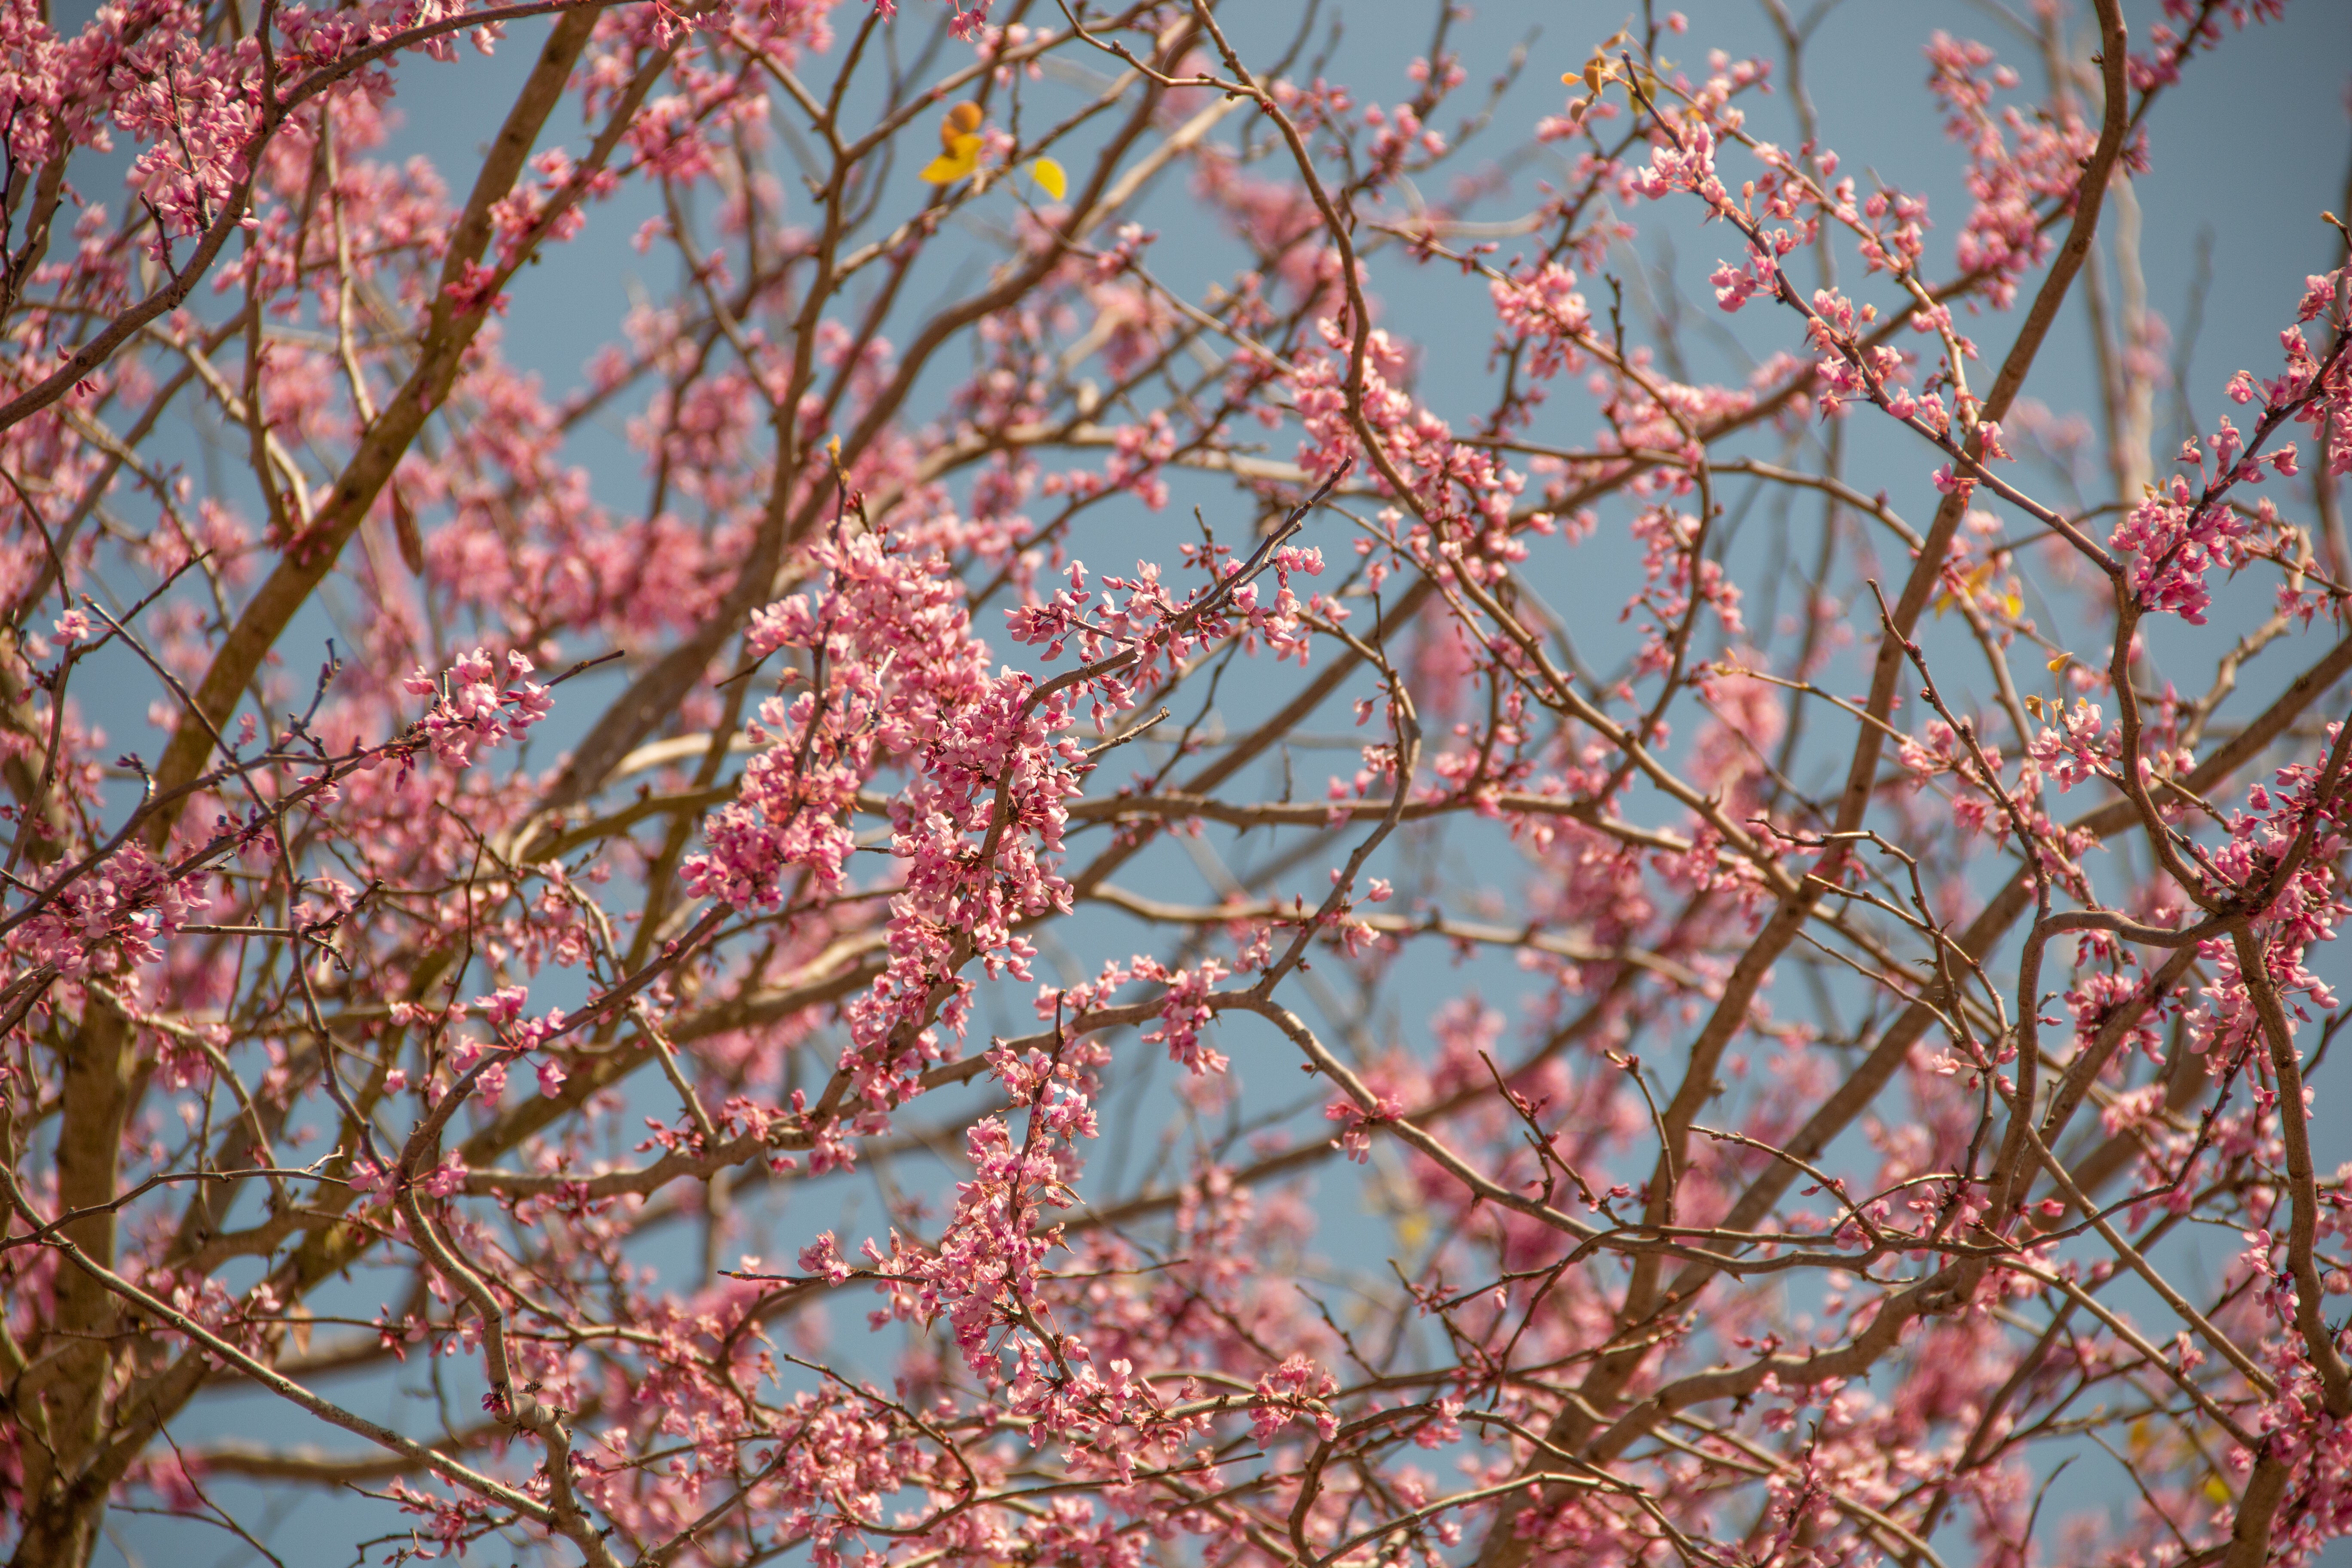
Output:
3,0,2350,1564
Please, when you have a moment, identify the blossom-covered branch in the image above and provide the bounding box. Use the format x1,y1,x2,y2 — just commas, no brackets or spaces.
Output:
4,1,2350,1565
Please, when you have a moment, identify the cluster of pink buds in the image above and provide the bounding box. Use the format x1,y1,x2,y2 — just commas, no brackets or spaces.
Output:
400,649,554,769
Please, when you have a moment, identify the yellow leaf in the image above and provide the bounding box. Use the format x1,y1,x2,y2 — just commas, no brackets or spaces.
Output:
1032,156,1066,201
2001,585,2022,618
2047,651,2070,673
920,133,983,186
2204,1476,2233,1505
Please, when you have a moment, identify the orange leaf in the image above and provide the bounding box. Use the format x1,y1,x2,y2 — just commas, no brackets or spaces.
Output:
941,101,983,150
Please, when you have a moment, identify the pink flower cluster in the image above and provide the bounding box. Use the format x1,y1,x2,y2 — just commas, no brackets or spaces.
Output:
399,648,554,769
2110,415,2305,624
13,842,210,984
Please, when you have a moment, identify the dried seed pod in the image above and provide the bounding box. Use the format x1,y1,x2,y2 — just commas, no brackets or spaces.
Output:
390,482,425,575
